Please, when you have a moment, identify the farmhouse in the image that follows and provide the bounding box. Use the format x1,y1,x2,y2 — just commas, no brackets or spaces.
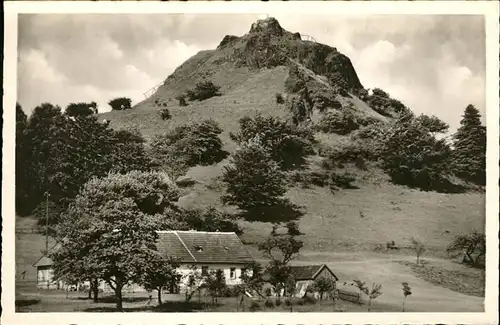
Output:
31,230,254,293
262,264,339,298
157,230,255,292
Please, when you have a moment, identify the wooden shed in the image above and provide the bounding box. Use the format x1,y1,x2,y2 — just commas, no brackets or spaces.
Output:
262,264,338,298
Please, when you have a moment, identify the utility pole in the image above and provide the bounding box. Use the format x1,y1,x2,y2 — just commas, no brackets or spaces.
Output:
44,191,50,254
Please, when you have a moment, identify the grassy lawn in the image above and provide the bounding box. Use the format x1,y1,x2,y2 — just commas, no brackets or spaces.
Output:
15,291,394,313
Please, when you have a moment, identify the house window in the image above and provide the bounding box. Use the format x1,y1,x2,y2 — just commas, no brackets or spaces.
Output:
202,266,209,276
230,267,236,280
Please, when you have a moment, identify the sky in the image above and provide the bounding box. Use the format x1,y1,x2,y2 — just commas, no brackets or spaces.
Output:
17,14,486,132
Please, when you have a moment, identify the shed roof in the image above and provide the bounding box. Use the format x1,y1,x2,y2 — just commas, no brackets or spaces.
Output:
263,264,338,281
32,242,62,267
157,231,254,264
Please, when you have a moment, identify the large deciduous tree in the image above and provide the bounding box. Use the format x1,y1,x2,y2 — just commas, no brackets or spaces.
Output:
229,114,316,170
446,231,486,267
150,119,228,178
51,171,180,311
381,114,452,191
222,140,295,222
451,104,486,185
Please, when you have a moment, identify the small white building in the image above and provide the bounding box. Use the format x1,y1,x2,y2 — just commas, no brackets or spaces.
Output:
156,230,255,293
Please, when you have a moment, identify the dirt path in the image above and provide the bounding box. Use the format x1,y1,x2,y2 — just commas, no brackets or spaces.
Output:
293,252,484,312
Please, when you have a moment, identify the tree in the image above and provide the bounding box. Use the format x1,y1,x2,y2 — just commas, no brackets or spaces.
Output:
16,103,29,214
284,276,297,312
316,110,361,135
150,119,228,177
17,103,68,214
108,97,132,111
401,282,412,312
259,222,303,302
309,277,336,301
186,81,221,101
367,283,383,312
446,231,486,267
240,261,266,299
415,114,449,134
65,102,97,117
353,280,382,312
140,254,180,305
410,237,426,265
17,107,155,217
50,171,180,311
221,141,288,215
229,114,316,170
205,269,227,305
183,266,205,302
174,206,242,235
381,116,453,191
451,105,486,185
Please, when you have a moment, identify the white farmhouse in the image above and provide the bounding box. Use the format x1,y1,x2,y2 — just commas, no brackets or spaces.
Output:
156,230,254,292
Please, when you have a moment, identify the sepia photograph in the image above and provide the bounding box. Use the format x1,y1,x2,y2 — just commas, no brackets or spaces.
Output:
2,1,499,324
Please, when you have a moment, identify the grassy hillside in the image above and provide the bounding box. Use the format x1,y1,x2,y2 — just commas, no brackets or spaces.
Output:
95,18,485,258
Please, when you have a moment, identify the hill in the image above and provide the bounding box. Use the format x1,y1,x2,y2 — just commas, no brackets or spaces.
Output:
97,17,485,256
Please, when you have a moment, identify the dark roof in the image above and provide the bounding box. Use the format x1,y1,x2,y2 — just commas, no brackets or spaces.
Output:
289,264,338,281
157,231,254,264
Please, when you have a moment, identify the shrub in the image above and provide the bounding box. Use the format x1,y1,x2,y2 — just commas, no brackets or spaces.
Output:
158,108,171,121
264,299,274,308
330,171,356,191
275,93,285,104
296,298,305,306
316,110,360,135
176,95,188,107
322,141,374,169
249,301,261,311
300,295,317,305
230,114,316,170
108,97,132,111
285,65,305,93
284,298,292,306
275,299,282,306
186,81,221,101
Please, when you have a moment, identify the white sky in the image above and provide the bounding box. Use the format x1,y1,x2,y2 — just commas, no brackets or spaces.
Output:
17,14,486,132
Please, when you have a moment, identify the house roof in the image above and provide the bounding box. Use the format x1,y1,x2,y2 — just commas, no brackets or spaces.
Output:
263,264,339,282
290,264,338,281
32,242,62,267
157,231,254,264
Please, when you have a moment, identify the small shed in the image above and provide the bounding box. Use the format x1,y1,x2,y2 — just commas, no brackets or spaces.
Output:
33,254,64,290
261,264,338,298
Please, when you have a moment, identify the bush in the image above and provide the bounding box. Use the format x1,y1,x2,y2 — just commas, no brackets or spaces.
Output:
316,110,360,135
296,298,305,306
275,93,285,104
300,295,317,305
275,299,282,306
186,81,221,101
330,171,356,191
158,108,171,121
230,114,316,170
176,95,188,107
285,65,305,93
264,299,274,308
249,301,261,311
284,298,292,306
322,141,374,169
108,97,132,111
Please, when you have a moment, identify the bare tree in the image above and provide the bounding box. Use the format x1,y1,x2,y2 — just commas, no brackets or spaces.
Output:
401,282,412,312
411,237,426,264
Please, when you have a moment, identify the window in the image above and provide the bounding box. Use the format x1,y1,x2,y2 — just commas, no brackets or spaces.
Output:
202,266,209,276
230,267,236,280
